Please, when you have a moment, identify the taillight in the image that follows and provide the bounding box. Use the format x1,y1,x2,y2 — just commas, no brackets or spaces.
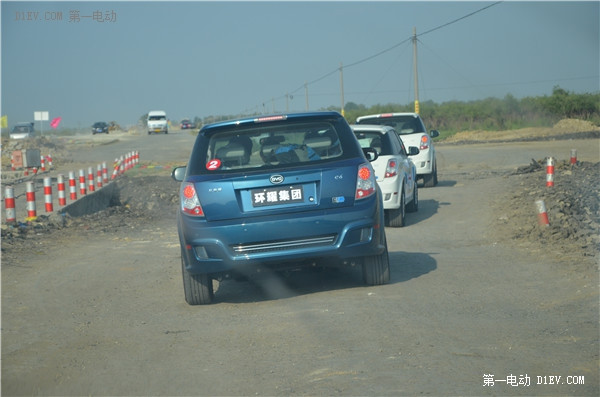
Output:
356,163,376,199
181,182,204,216
420,135,429,150
385,159,398,178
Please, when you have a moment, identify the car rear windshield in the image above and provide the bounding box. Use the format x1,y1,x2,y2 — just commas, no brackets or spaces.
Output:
358,115,423,135
354,131,393,155
195,121,345,174
149,115,166,120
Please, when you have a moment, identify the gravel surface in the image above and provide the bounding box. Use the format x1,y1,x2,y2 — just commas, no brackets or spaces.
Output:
2,129,598,396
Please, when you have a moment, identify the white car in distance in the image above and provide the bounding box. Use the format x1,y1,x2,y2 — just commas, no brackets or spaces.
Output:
352,124,419,227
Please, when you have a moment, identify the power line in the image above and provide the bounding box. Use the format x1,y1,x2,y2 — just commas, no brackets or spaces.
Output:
253,1,504,115
419,1,503,37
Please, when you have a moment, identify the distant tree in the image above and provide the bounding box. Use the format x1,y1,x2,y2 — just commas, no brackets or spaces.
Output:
139,113,148,127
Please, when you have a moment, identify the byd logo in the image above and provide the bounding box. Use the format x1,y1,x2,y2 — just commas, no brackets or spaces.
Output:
270,175,284,184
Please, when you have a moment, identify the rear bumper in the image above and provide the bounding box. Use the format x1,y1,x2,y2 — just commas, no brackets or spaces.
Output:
178,199,385,276
414,150,434,175
378,179,402,210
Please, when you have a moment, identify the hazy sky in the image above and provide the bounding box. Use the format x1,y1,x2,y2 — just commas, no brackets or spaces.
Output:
2,1,598,129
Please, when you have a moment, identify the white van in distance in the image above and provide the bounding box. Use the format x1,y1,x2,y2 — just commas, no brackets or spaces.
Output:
147,110,168,134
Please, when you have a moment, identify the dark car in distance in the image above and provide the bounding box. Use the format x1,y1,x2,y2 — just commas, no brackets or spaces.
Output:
92,122,109,134
180,119,194,129
171,111,390,304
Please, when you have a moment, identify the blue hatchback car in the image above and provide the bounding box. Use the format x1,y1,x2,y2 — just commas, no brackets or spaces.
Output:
172,112,389,304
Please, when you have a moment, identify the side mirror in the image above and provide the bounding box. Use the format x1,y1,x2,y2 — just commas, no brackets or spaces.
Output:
362,147,379,162
408,146,420,156
171,166,187,182
430,130,440,138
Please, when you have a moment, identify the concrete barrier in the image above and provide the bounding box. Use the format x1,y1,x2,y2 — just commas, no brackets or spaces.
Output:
59,182,119,218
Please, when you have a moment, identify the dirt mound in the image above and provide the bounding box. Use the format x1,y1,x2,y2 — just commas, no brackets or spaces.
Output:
1,136,72,169
1,175,178,263
494,160,599,268
444,118,600,143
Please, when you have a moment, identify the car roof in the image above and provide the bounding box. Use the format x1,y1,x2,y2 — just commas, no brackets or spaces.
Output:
356,112,420,121
200,111,344,134
350,124,396,134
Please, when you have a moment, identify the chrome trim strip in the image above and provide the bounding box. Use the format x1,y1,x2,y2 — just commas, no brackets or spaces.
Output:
232,235,336,254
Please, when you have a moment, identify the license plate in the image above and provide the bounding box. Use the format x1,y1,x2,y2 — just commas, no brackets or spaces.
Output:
251,185,304,207
154,128,161,132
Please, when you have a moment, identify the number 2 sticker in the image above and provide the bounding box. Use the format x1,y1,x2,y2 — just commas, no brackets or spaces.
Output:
206,159,222,170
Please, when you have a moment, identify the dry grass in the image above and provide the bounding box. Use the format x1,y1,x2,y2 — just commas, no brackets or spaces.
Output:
443,119,600,143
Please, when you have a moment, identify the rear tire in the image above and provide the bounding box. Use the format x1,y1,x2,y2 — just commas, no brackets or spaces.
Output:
423,161,437,187
406,184,419,212
362,238,390,285
387,187,405,227
181,257,214,305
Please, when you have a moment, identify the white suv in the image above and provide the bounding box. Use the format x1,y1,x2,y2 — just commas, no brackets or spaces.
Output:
356,112,439,187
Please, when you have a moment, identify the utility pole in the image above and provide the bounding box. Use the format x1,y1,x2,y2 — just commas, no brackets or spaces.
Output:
412,27,420,114
339,62,345,117
304,82,309,111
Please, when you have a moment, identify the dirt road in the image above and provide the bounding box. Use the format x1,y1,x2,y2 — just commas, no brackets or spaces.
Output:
2,132,598,395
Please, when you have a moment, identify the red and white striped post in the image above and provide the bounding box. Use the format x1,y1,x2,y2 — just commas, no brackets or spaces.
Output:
96,164,103,188
5,186,16,223
119,155,125,175
570,149,577,165
40,156,46,172
69,171,77,200
111,159,120,180
88,167,95,192
535,200,550,227
46,155,53,169
79,169,87,196
57,174,67,206
43,177,54,213
545,157,555,187
26,182,37,219
102,162,109,184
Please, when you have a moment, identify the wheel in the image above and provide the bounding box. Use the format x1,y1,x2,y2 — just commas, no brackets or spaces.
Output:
387,186,405,227
181,257,213,305
362,237,390,285
423,172,435,187
423,161,437,187
406,183,419,213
